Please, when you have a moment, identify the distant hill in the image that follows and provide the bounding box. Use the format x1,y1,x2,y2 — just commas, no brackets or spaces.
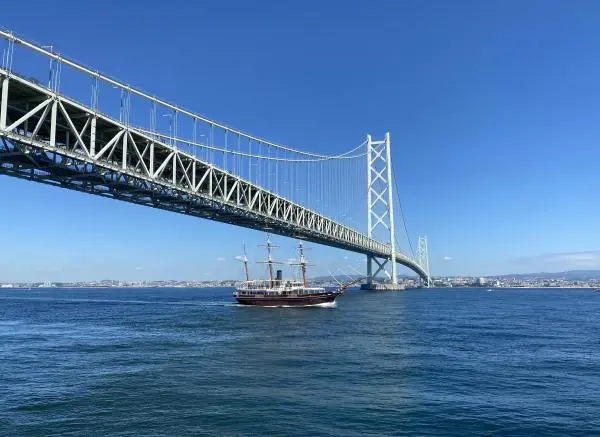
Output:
492,270,600,280
312,269,600,282
318,270,600,281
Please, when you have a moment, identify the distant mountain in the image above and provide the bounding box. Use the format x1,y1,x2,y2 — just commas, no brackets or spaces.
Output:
314,270,600,282
492,270,600,281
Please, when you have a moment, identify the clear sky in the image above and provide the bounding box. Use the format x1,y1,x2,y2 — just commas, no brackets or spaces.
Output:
1,0,600,281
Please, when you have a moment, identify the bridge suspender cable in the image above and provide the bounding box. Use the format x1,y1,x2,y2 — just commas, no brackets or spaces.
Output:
393,166,416,261
0,29,360,160
132,127,368,162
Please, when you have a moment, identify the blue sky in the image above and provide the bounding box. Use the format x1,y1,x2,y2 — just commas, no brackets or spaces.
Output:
1,0,600,281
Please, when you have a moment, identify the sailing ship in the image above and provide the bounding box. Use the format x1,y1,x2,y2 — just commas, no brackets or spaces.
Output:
233,237,342,307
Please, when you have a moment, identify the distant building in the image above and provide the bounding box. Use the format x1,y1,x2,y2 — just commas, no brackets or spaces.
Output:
477,277,487,286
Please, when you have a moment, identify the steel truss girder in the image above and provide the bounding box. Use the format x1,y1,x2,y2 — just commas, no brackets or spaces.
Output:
0,69,430,282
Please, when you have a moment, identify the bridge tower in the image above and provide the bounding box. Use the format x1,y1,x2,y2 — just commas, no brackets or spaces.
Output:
363,132,402,290
418,235,431,287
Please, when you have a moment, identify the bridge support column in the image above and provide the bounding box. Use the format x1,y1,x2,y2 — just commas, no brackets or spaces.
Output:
362,255,405,291
366,255,373,287
418,235,431,287
385,132,398,285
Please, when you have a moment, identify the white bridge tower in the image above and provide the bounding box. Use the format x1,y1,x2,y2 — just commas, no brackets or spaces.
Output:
364,133,432,289
418,235,431,286
365,132,400,289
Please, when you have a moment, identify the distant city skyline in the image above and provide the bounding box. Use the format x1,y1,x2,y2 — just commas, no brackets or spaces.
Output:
3,268,600,288
2,0,600,281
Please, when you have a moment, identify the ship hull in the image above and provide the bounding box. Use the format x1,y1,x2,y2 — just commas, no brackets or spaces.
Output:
235,292,339,307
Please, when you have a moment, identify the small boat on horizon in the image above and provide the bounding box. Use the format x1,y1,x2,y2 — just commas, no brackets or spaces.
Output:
233,237,343,307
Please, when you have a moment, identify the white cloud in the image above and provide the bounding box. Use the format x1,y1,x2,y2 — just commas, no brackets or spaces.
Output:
287,257,297,264
443,256,452,261
343,256,349,260
217,257,226,262
135,266,143,271
526,251,600,267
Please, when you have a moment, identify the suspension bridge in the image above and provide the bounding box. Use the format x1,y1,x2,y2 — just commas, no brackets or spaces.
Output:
0,30,431,288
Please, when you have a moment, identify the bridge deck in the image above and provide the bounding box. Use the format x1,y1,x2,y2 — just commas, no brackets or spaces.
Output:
0,69,429,281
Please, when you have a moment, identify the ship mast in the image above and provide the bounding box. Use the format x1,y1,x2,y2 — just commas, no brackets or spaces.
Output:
267,238,274,285
242,244,250,281
258,235,281,287
237,244,250,281
297,242,310,287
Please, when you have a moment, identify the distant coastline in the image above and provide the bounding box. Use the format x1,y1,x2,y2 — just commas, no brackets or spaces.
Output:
2,270,600,290
1,284,598,290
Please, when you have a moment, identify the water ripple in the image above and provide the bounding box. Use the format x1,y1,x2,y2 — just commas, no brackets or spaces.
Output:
1,287,599,436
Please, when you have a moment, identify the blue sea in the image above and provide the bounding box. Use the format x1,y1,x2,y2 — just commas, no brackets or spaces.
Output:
1,287,599,436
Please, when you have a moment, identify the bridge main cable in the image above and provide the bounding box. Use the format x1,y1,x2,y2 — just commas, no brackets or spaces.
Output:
133,127,367,162
0,29,354,160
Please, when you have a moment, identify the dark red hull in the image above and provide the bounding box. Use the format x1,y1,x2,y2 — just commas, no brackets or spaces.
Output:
235,292,339,307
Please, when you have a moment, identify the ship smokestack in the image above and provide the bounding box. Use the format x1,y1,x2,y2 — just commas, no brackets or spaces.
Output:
276,270,283,281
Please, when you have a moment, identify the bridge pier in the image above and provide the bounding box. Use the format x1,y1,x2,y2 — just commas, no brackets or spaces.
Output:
361,254,406,291
366,254,373,288
361,282,406,291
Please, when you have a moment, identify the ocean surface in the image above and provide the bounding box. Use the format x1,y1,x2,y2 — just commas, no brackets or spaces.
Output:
1,287,599,436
